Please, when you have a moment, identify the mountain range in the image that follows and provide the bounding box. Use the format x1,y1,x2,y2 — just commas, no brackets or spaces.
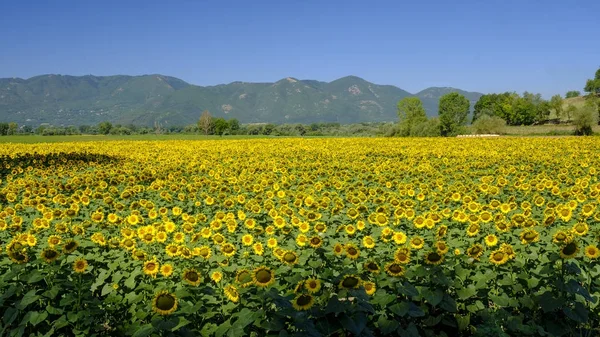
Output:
0,74,483,126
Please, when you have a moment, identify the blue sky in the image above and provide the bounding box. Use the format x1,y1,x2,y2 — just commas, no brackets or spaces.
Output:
0,0,598,97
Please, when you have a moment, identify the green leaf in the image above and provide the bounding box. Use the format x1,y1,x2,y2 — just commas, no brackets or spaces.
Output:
124,268,141,289
377,316,399,335
340,312,367,335
537,292,563,313
563,302,589,323
422,288,444,306
455,314,471,331
200,323,219,337
398,282,419,297
26,270,45,284
215,320,232,337
3,307,18,325
132,324,154,337
325,296,345,314
28,311,48,326
408,302,425,317
46,305,63,315
232,308,256,329
372,290,396,306
439,294,457,313
490,293,510,307
101,283,114,296
172,317,191,331
456,285,477,300
389,302,409,317
52,315,69,330
42,286,60,300
17,289,39,309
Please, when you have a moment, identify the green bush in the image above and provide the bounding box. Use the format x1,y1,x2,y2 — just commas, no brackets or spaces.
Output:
472,115,506,134
573,105,598,136
410,118,441,137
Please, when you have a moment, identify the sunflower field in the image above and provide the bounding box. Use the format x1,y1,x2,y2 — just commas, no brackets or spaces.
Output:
1,138,600,337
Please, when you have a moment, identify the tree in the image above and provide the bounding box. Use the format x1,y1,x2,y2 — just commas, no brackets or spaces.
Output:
212,117,229,136
549,94,564,120
228,119,240,133
396,97,428,136
565,104,577,122
566,91,581,98
573,104,598,135
198,110,213,135
438,93,470,136
0,122,9,136
472,115,506,134
97,121,113,135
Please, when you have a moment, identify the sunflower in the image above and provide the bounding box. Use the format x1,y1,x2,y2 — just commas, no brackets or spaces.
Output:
584,245,600,259
309,236,323,248
345,244,360,260
484,235,498,247
152,290,178,315
160,264,174,277
339,274,361,289
63,239,79,254
224,284,239,303
409,237,424,250
572,223,589,236
467,244,484,260
40,248,60,263
47,235,61,247
552,230,572,244
143,259,160,278
73,258,88,273
305,278,322,293
364,260,381,274
282,251,299,265
333,243,344,256
560,242,578,259
241,234,254,246
489,250,509,265
520,229,539,244
363,281,376,296
392,231,407,245
253,242,264,256
384,262,405,277
435,241,449,255
236,269,254,287
500,243,516,260
394,248,411,264
296,234,308,247
211,271,223,283
436,225,448,239
292,294,314,311
466,224,480,237
182,268,202,286
362,236,376,249
221,243,236,257
253,266,275,287
424,251,444,265
267,238,278,249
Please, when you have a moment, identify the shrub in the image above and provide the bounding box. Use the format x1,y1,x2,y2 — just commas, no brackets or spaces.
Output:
573,105,598,136
472,115,506,134
410,118,441,137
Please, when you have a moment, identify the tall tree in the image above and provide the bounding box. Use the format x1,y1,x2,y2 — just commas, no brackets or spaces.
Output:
7,122,18,135
97,121,112,135
0,122,8,136
212,117,229,136
396,97,427,136
549,94,564,120
198,110,213,135
438,93,470,136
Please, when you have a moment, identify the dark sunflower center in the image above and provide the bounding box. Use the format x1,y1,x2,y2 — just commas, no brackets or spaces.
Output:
283,253,296,262
397,254,408,262
428,253,442,262
413,239,422,245
311,238,321,245
470,247,481,255
223,245,233,253
563,243,577,255
44,250,58,259
347,248,358,255
256,270,272,283
493,252,505,261
556,233,566,240
389,264,403,273
296,294,312,306
215,236,224,243
146,263,157,271
144,234,153,241
576,225,586,233
185,271,199,282
156,294,176,310
342,276,359,287
524,232,537,240
125,240,134,247
200,249,209,257
65,242,77,250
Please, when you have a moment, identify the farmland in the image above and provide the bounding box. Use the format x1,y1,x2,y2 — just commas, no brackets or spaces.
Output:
1,138,600,336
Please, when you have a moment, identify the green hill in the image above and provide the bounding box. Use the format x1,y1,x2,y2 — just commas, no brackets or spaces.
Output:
0,74,483,126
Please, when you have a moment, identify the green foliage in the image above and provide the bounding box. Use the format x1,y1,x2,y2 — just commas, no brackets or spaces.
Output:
549,94,564,119
566,91,581,98
97,121,113,135
439,92,470,136
584,68,600,96
410,118,441,137
397,97,428,136
573,103,599,135
472,115,506,134
565,104,577,122
0,122,8,136
212,118,229,136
